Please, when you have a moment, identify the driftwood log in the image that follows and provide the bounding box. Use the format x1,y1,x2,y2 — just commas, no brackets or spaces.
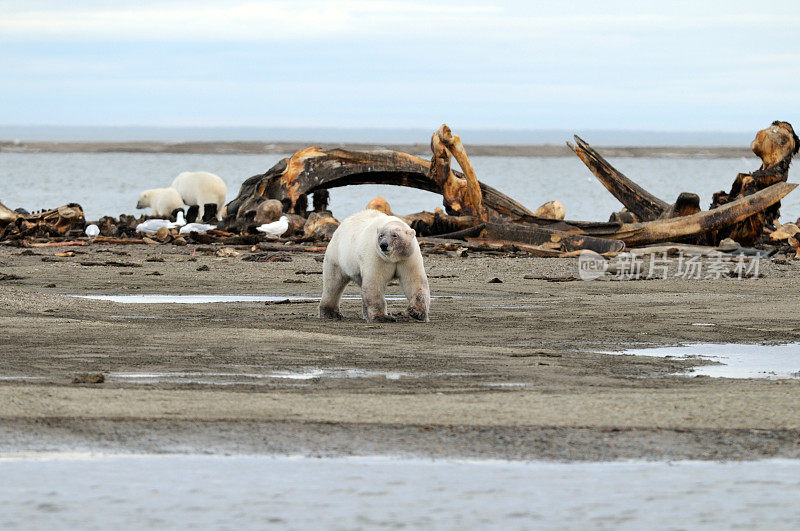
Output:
222,125,532,232
519,182,795,247
568,121,798,245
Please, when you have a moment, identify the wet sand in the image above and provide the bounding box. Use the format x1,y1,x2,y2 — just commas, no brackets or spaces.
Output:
1,243,800,460
0,140,753,158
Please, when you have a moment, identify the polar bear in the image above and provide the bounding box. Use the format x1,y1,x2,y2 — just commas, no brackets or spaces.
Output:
319,209,430,322
136,187,186,218
170,171,227,222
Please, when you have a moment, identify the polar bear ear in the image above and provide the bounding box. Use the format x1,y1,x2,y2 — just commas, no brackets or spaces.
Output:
404,227,417,237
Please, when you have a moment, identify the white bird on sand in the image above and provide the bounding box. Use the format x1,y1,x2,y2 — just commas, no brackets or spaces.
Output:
256,215,290,237
135,219,174,234
85,224,100,237
135,211,187,234
179,222,217,235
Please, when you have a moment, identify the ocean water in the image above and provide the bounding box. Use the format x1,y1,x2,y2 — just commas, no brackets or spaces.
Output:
0,125,755,146
1,152,798,223
1,454,800,529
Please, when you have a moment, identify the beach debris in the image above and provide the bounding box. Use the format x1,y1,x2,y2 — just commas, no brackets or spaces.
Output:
27,241,87,248
242,252,293,262
256,215,290,237
80,260,142,267
366,197,393,215
72,373,105,384
196,264,210,271
567,121,798,246
769,223,800,241
0,203,85,240
254,199,284,225
303,211,339,240
85,224,100,237
215,247,241,258
533,200,565,220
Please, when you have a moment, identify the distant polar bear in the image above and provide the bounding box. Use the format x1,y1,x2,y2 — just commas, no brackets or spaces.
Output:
170,171,227,221
319,209,430,322
136,187,186,218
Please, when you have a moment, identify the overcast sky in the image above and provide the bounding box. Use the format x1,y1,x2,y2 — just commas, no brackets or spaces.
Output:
1,0,799,131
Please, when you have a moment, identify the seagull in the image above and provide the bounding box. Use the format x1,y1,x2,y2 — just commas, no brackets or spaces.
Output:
135,211,187,234
135,219,175,234
85,224,100,237
179,222,217,235
256,215,290,237
173,210,186,227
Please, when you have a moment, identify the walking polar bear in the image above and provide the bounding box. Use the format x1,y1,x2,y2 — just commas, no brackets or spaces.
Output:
170,171,227,221
136,187,186,218
319,210,430,322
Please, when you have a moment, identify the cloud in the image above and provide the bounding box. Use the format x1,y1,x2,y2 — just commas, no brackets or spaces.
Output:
1,1,797,42
0,1,498,41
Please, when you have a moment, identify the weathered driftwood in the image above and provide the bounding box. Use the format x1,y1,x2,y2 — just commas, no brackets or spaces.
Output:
480,222,624,254
0,202,85,240
222,125,532,232
567,135,669,221
520,182,796,246
568,121,798,245
709,121,799,244
0,202,21,224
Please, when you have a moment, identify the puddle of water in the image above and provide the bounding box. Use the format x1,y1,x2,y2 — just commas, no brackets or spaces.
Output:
479,382,532,388
110,315,226,321
486,305,545,310
72,294,317,304
1,455,800,528
71,294,455,304
105,368,477,385
612,343,800,379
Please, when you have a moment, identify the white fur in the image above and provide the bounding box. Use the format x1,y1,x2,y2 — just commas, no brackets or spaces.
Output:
319,210,430,322
170,171,227,221
136,187,186,218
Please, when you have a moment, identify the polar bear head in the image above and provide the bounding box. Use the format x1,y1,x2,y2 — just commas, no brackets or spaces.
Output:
376,220,417,262
136,190,153,209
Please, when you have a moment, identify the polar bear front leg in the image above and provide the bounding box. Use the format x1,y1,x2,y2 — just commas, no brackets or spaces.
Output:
398,262,430,322
319,261,348,319
360,281,395,322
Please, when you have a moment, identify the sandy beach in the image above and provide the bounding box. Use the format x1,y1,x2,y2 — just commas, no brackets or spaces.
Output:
2,242,799,461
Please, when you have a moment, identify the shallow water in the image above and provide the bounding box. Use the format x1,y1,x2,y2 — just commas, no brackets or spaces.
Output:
105,368,474,385
3,152,797,222
1,454,799,529
71,293,443,304
613,343,800,379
